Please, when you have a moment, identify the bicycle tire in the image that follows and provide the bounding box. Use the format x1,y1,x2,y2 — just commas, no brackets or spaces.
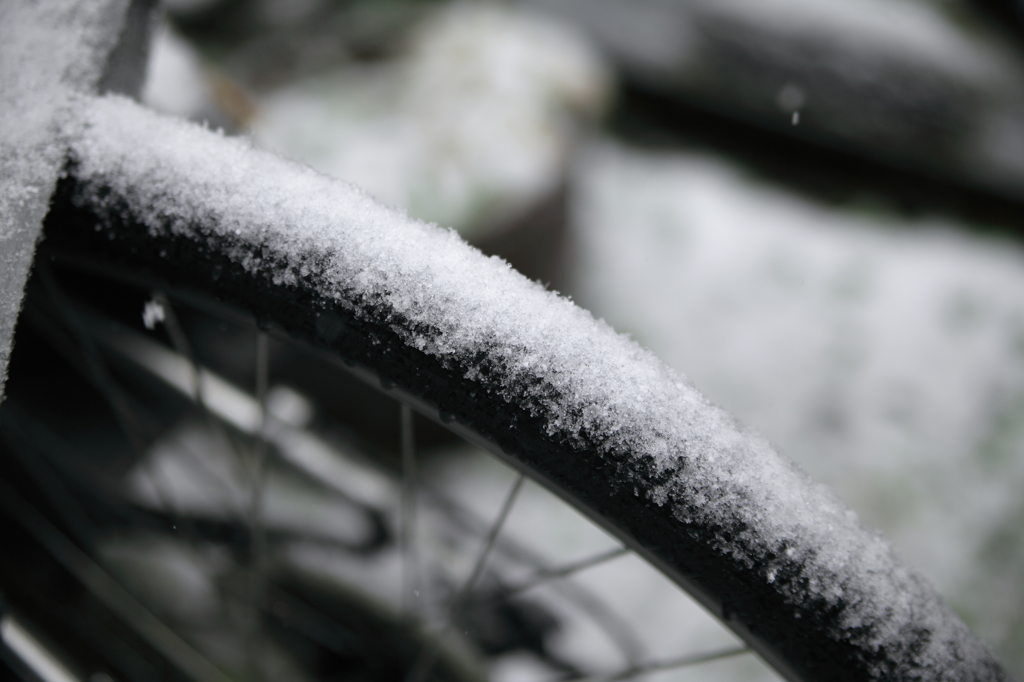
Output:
17,91,1005,682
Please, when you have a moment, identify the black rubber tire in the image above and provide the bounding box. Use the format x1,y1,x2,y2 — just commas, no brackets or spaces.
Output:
33,135,1012,682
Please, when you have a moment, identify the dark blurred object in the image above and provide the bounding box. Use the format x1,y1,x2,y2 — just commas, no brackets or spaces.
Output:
455,586,579,676
526,0,1024,221
970,0,1024,40
164,0,441,88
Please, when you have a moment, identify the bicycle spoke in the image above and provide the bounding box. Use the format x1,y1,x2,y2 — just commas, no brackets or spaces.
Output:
28,268,218,541
411,481,646,667
578,645,752,682
0,482,233,682
453,473,525,609
0,409,98,546
1,614,80,682
251,330,270,542
12,264,773,682
400,403,419,617
246,331,270,680
7,299,221,547
155,295,250,452
502,546,630,599
152,295,261,524
152,292,200,401
405,473,525,682
35,264,151,455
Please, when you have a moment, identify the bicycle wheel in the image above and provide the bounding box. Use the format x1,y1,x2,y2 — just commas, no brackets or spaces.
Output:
0,86,1006,682
2,247,663,682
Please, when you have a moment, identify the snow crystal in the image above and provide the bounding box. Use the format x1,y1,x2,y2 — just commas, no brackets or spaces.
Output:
141,299,166,330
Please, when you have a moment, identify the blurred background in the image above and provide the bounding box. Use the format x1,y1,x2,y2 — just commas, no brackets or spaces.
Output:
7,0,1024,681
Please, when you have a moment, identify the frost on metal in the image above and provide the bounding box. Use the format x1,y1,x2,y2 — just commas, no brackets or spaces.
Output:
67,95,1008,680
0,0,137,398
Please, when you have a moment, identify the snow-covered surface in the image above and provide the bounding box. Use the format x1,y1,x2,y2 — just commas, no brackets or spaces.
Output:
570,141,1024,673
0,0,131,397
68,93,997,677
250,3,610,236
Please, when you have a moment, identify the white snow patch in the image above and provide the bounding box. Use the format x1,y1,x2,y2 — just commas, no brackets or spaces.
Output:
141,22,213,120
251,2,610,236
